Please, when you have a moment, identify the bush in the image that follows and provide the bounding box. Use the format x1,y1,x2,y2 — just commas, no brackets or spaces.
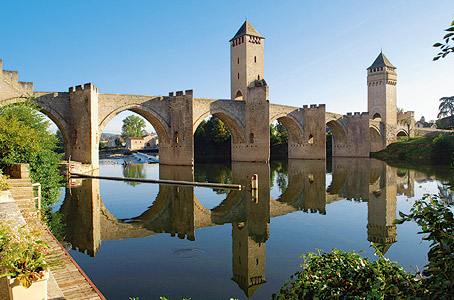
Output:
272,247,422,299
396,194,454,299
0,101,63,218
274,194,454,299
432,134,454,163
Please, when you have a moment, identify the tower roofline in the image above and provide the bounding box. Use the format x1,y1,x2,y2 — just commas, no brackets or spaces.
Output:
367,52,396,70
229,20,264,42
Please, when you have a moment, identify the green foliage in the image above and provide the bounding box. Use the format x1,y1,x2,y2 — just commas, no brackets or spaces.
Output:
438,96,454,118
122,164,146,186
270,121,288,158
0,101,63,217
432,134,454,163
272,248,422,300
0,222,57,288
121,115,147,139
54,129,65,154
115,137,123,147
194,117,231,162
372,134,454,164
433,19,454,61
0,169,9,191
395,194,454,298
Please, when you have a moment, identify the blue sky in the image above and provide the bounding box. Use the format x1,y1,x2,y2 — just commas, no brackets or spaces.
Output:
2,0,454,133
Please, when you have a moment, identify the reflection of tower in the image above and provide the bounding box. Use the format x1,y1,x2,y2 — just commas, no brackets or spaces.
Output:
231,162,270,298
367,165,397,254
230,21,265,101
60,173,101,256
232,222,267,298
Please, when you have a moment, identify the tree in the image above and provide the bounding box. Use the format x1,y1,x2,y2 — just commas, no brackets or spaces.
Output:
433,19,454,61
115,137,123,147
0,101,62,217
121,115,146,139
438,96,454,118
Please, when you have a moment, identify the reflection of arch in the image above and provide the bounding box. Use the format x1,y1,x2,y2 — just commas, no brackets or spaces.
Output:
326,119,347,148
193,109,246,143
269,114,304,144
234,90,243,100
369,126,382,152
99,104,170,144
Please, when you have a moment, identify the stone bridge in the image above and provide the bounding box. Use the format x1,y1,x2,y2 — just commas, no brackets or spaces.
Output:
1,59,428,170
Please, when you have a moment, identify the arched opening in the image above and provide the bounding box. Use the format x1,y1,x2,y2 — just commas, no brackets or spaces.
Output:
308,134,314,144
370,127,383,152
372,113,382,121
234,90,243,100
99,110,159,163
397,130,408,141
326,120,347,158
249,133,254,144
194,115,232,163
270,116,303,160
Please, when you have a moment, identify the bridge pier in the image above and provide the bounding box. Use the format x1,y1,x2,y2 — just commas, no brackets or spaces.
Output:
232,80,270,163
69,83,100,169
159,90,194,166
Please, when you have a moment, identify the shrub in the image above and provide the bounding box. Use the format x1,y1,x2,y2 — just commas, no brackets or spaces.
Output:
395,194,454,299
272,247,422,299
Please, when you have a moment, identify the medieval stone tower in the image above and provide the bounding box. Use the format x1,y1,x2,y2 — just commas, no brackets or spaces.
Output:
230,21,265,101
367,52,397,125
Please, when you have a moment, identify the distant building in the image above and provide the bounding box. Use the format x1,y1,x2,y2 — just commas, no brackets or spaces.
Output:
415,116,437,129
126,134,159,151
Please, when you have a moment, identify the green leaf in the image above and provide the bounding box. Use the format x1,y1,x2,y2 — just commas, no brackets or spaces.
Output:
433,43,443,47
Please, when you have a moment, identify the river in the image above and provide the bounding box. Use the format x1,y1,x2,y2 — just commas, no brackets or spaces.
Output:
54,158,448,300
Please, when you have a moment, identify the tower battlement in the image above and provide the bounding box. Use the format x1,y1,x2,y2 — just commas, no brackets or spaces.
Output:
302,104,325,110
169,90,193,97
69,83,98,93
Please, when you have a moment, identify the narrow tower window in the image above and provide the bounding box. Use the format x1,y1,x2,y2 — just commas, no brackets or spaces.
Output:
257,75,260,80
250,133,254,143
238,73,239,79
237,57,239,64
254,56,256,63
174,131,179,144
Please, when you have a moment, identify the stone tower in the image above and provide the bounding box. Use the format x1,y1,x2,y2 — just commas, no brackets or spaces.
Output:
367,52,397,125
230,21,264,101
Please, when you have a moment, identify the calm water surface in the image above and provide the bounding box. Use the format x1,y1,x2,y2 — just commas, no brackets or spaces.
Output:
55,158,448,300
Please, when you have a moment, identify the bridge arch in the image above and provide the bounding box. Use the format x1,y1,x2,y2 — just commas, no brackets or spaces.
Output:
99,104,170,144
193,108,246,143
269,114,304,144
369,125,383,152
326,118,347,148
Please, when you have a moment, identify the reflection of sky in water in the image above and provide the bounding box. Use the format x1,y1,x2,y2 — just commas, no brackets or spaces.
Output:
57,159,444,300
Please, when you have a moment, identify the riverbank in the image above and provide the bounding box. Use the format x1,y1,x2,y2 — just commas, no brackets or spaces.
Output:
0,165,105,300
371,134,454,164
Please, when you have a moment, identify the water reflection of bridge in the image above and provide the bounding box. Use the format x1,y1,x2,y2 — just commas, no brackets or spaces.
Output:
60,158,429,298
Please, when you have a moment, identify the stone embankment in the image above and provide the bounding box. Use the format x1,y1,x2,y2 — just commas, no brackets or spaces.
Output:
0,164,105,300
